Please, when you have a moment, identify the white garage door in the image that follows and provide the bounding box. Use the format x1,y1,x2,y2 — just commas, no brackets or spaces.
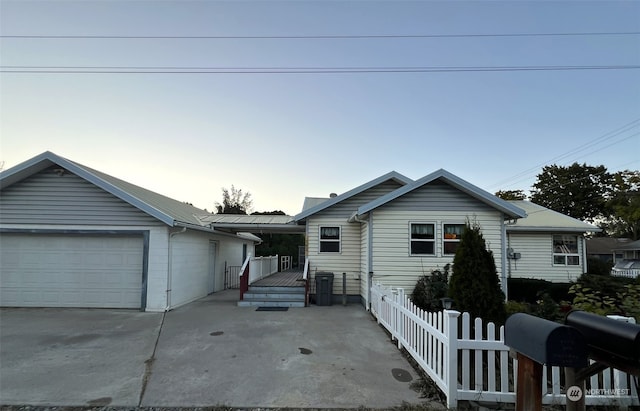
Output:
0,233,143,308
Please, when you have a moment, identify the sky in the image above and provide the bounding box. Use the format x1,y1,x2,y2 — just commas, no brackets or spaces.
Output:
1,0,639,215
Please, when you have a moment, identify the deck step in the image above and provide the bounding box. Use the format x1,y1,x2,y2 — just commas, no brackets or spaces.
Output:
237,300,305,308
248,286,305,293
244,292,305,301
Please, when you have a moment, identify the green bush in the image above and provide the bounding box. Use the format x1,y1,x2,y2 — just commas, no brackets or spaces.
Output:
507,278,571,303
412,264,450,312
449,222,506,325
586,256,613,276
569,274,640,321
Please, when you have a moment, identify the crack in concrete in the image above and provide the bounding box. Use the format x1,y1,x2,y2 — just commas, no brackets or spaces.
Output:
138,311,166,407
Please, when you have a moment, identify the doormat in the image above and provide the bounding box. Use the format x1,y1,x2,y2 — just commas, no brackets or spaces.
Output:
256,307,289,312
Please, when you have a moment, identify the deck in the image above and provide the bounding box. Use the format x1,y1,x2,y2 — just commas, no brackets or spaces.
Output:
251,269,305,287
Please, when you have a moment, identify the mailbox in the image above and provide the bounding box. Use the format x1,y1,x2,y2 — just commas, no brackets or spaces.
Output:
505,313,588,368
565,310,640,373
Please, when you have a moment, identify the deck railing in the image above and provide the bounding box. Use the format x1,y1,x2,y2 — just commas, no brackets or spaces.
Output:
238,255,279,301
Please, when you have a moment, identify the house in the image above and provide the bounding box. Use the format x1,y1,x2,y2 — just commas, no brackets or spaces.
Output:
505,201,601,283
611,239,640,278
294,170,600,306
586,237,629,262
0,151,260,311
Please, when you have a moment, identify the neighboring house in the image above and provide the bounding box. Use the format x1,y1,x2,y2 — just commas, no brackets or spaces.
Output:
0,151,260,311
505,201,601,283
294,169,529,306
611,239,640,278
586,237,629,262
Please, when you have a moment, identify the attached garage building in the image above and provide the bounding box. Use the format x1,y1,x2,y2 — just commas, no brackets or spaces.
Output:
0,151,259,311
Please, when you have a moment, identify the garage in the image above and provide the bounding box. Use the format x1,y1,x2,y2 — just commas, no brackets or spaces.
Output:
0,233,144,309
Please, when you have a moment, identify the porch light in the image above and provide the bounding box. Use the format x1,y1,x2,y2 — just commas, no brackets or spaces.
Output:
440,297,454,310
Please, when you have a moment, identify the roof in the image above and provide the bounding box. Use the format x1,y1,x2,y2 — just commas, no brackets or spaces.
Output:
199,214,304,234
586,237,632,254
0,151,256,239
505,201,601,233
355,169,527,219
301,197,330,213
614,239,640,251
294,171,413,221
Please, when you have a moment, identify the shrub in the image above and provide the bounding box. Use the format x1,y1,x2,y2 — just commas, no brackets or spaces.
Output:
507,278,551,302
449,222,506,325
412,265,450,312
586,256,613,276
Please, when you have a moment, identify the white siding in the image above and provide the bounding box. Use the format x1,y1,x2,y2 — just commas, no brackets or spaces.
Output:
371,208,504,295
507,232,584,283
307,218,362,295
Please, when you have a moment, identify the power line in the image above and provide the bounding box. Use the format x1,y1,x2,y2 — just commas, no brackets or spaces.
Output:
2,31,639,40
488,118,640,190
2,65,639,74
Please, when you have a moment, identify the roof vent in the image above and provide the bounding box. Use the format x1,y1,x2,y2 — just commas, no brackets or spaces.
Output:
330,193,337,198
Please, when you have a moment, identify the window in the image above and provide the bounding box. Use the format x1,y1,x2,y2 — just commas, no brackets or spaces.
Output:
410,223,435,255
553,235,580,266
320,226,341,253
443,223,465,255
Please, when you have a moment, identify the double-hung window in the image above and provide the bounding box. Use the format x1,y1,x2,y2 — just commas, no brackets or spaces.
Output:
443,223,465,255
319,226,341,253
552,235,580,265
410,223,435,255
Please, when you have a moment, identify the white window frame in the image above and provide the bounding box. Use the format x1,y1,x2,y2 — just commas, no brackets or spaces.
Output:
552,234,580,266
319,226,341,253
442,222,465,255
409,222,436,256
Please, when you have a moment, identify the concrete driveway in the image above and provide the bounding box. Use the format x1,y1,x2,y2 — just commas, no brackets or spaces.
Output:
1,290,430,408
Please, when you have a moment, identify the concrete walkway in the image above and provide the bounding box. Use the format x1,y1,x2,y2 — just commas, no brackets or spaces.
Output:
1,290,434,408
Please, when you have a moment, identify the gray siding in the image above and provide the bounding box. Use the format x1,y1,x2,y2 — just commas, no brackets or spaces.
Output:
380,181,496,212
315,180,404,218
0,167,161,226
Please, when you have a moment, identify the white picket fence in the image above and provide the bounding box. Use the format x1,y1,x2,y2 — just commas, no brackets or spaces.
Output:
370,282,639,409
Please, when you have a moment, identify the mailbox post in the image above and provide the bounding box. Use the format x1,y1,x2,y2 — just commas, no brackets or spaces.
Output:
505,313,588,411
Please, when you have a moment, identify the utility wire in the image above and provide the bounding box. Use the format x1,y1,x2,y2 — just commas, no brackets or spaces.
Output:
2,31,639,39
488,118,640,190
2,65,639,74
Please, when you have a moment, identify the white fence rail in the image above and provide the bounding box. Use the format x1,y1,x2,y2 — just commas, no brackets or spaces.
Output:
370,282,639,409
611,268,640,279
248,255,279,284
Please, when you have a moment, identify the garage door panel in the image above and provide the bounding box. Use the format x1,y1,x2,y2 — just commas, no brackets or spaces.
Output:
0,233,143,308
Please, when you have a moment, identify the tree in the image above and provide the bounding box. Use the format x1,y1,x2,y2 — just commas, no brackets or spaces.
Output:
252,210,305,266
494,190,527,200
530,163,610,222
601,170,640,240
215,185,253,214
449,222,506,325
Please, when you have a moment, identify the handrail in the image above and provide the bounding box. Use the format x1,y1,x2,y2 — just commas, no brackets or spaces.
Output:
303,258,310,307
238,254,251,300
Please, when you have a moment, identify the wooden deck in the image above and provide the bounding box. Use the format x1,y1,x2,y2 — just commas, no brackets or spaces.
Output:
251,269,305,287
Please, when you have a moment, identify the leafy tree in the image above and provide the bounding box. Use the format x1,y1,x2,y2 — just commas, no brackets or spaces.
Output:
252,210,305,267
530,163,610,222
449,222,506,325
601,170,640,239
215,185,253,214
495,190,527,200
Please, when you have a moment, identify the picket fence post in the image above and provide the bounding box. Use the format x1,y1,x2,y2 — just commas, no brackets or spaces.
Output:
445,309,461,409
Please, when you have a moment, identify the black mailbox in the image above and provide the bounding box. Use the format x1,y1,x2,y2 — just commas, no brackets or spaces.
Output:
565,310,640,373
505,313,588,368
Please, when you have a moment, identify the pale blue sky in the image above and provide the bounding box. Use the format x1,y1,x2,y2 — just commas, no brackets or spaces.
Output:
1,0,639,215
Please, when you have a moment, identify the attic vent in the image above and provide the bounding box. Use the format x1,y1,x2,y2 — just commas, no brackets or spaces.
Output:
329,193,337,198
52,168,66,176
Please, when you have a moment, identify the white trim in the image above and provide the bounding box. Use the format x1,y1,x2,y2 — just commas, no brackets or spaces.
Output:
319,225,342,253
409,221,436,257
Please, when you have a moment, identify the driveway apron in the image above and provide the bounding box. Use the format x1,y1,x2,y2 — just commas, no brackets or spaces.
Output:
141,290,424,408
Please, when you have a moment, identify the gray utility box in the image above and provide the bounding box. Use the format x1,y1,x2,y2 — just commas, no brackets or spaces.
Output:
315,272,334,306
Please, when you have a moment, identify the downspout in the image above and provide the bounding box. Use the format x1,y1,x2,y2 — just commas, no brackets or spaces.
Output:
581,235,587,275
501,214,508,300
166,226,187,311
348,212,373,309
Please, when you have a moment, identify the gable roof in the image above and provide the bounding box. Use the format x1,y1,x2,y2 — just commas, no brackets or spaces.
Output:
505,201,601,233
0,151,212,229
355,169,527,219
293,171,412,221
